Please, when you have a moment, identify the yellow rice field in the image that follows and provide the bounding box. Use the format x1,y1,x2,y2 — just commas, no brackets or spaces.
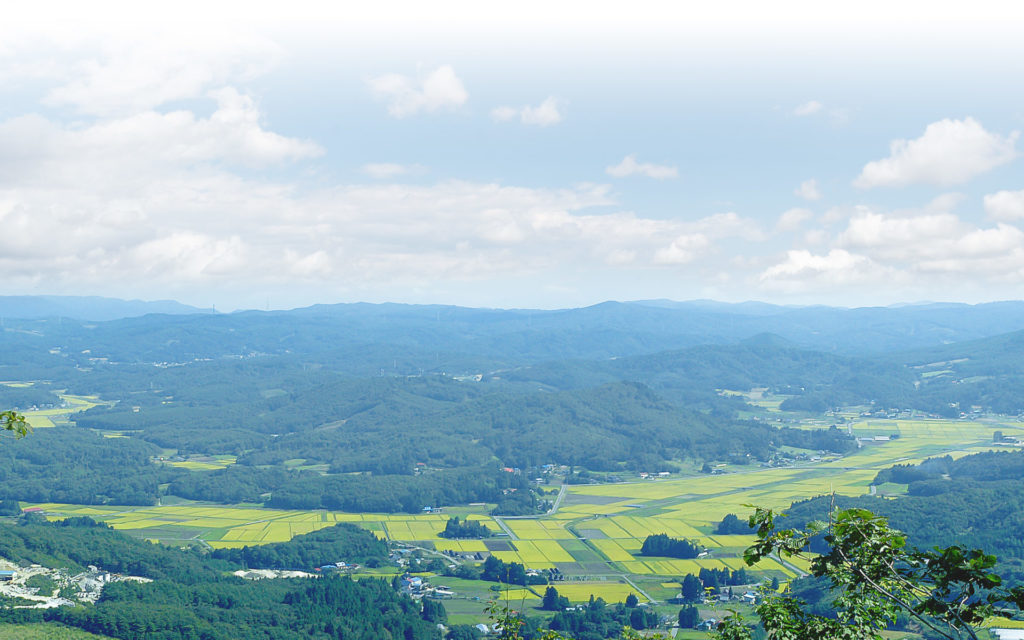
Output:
24,416,1003,584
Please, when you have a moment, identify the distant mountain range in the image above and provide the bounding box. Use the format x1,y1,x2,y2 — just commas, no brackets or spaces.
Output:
4,295,1024,357
0,296,212,321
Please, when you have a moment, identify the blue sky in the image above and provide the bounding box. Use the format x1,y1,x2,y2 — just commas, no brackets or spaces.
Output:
2,2,1024,310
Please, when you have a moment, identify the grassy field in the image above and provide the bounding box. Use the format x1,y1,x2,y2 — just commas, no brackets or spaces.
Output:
0,624,114,639
25,415,1014,611
19,392,106,429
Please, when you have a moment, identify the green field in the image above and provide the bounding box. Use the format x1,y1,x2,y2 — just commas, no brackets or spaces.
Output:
19,392,106,429
0,624,115,639
26,416,1013,598
165,455,237,471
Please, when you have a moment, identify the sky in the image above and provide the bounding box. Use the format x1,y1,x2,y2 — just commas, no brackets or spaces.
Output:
2,1,1024,311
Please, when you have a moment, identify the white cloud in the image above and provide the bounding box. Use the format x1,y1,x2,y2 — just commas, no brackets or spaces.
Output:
759,200,1024,298
759,248,893,294
368,65,468,117
854,118,1019,188
793,100,823,116
0,88,322,186
776,208,814,232
491,96,565,126
605,154,678,179
985,190,1024,221
803,229,830,245
794,179,821,201
41,31,282,116
687,211,766,242
0,101,762,296
362,163,425,179
762,249,875,282
837,210,1024,269
653,234,709,265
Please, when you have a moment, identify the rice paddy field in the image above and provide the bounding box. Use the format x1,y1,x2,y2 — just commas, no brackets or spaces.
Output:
165,455,238,470
4,385,106,429
24,416,1022,605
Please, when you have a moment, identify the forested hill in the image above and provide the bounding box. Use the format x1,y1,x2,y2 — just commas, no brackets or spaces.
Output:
7,298,1024,512
0,295,209,321
0,516,436,640
7,300,1024,374
497,342,916,410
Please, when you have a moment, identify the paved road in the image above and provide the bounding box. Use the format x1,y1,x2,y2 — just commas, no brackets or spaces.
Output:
549,484,567,515
491,517,518,540
619,574,656,603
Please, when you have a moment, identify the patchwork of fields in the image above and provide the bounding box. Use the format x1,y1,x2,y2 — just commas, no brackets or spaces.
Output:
11,390,104,429
27,416,1022,603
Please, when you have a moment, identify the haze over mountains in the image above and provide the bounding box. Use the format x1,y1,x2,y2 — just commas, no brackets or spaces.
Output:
4,294,1024,500
0,296,211,321
5,294,1024,639
5,296,1024,359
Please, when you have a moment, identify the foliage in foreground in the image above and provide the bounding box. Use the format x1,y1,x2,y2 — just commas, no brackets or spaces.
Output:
0,409,30,439
483,504,1024,640
714,505,1024,640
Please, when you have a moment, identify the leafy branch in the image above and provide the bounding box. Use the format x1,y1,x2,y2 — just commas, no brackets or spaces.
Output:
716,501,1024,640
1,410,31,439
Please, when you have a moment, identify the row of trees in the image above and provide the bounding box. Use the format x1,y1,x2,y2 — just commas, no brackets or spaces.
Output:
480,555,547,586
439,516,492,539
639,533,703,559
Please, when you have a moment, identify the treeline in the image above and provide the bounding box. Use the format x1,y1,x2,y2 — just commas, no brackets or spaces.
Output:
439,517,491,539
546,595,659,639
639,534,703,559
479,555,547,586
774,425,857,453
0,383,58,409
169,464,529,513
52,573,439,640
210,522,387,569
678,568,753,601
716,513,755,535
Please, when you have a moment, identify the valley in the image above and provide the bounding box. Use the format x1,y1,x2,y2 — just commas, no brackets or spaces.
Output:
5,301,1024,638
18,408,1023,630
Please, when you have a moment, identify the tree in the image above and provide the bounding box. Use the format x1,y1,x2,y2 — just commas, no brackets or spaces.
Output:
421,597,447,623
681,574,704,602
1,410,30,439
625,593,639,608
542,586,568,611
447,626,483,640
714,504,1024,640
717,513,754,535
678,604,701,628
640,533,702,558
